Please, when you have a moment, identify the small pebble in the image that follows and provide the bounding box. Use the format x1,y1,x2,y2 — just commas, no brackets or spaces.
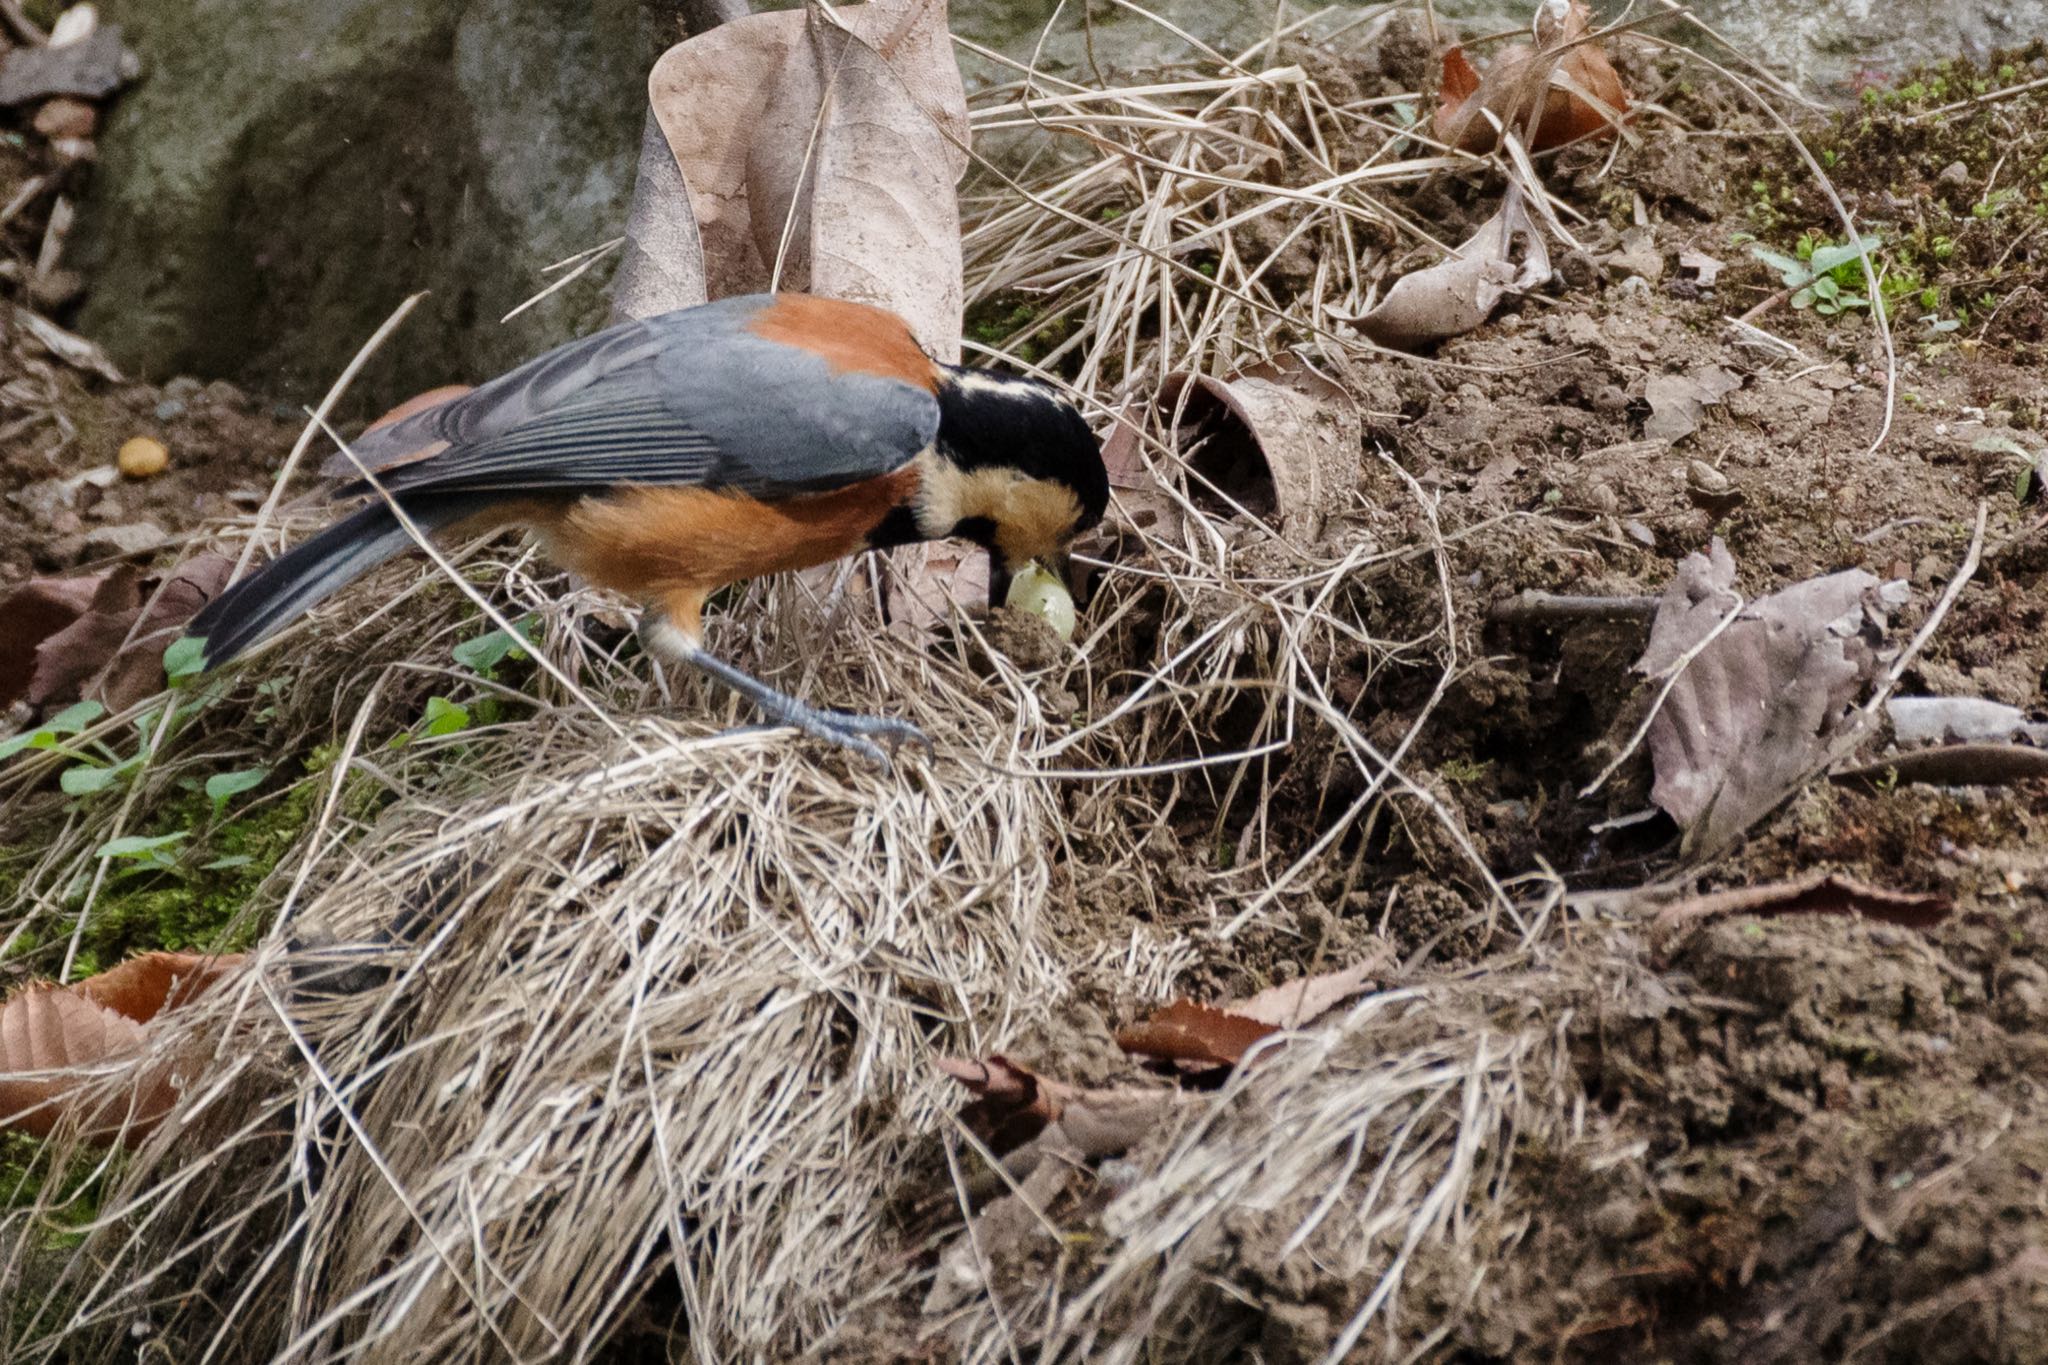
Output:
117,435,168,478
153,397,186,421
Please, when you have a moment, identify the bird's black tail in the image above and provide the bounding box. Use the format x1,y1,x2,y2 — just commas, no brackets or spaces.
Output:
189,492,499,667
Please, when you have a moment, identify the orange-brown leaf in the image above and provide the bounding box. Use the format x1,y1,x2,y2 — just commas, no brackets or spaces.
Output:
1439,44,1481,106
75,950,244,1023
1431,0,1629,154
1116,1000,1277,1068
0,951,242,1141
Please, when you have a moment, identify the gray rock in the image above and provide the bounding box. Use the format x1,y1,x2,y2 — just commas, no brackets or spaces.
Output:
75,0,651,413
82,521,170,558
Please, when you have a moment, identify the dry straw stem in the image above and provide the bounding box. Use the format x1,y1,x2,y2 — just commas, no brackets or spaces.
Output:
0,4,1890,1361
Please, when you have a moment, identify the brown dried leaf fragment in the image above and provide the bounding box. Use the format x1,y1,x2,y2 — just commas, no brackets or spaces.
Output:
1231,949,1392,1027
636,0,967,357
1118,952,1391,1070
0,951,243,1141
1433,0,1631,154
19,554,235,714
1346,185,1550,349
1098,352,1361,541
935,1054,1170,1166
1115,1001,1277,1069
1637,540,1904,858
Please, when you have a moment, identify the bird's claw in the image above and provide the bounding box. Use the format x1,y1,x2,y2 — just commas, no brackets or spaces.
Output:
796,710,930,772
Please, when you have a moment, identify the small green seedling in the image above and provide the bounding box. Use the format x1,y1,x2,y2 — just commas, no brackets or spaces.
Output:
1750,233,1882,315
94,832,188,877
0,700,107,763
204,768,268,817
452,616,536,676
422,696,472,738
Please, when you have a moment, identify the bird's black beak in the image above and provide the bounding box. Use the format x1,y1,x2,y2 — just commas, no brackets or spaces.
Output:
987,552,1013,611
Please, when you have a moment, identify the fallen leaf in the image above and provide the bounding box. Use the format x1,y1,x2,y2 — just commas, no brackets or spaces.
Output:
0,570,107,706
1230,950,1391,1027
1636,540,1902,858
1117,952,1391,1069
936,1054,1170,1165
1116,1001,1277,1069
9,554,234,713
1644,366,1741,444
636,0,966,356
0,951,243,1141
1099,353,1361,541
1433,0,1630,154
1651,872,1950,946
1346,184,1550,349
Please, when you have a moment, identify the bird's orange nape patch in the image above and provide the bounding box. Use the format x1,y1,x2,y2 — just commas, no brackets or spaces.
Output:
746,295,940,391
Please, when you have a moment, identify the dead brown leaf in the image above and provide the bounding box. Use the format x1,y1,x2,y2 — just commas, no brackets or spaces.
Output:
1115,1001,1277,1069
1098,352,1361,541
639,0,967,357
18,554,235,714
1345,184,1550,349
935,1054,1171,1164
1231,950,1392,1027
0,569,108,706
0,950,243,1141
1637,540,1903,858
1433,0,1631,154
1117,952,1391,1070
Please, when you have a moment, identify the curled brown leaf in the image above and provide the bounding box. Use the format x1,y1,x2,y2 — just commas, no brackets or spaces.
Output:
1433,0,1631,154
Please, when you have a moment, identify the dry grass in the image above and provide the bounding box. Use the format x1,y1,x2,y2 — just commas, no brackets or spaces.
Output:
0,4,1841,1361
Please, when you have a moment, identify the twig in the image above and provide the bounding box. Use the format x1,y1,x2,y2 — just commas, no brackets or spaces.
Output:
1836,501,1989,756
1903,72,2048,125
0,0,47,45
1488,591,1661,625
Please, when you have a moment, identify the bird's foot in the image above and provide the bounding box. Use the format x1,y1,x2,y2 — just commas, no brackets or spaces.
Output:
761,701,931,772
645,619,932,773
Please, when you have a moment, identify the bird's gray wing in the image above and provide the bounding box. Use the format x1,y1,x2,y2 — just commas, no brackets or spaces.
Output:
325,295,939,501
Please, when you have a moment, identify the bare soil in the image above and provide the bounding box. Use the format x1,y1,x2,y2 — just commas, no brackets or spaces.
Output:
3,30,2047,1365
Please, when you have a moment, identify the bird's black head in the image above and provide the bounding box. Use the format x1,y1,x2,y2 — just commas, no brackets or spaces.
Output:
928,366,1107,604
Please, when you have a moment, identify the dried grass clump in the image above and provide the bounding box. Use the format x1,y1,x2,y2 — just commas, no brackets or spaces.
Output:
0,5,1702,1361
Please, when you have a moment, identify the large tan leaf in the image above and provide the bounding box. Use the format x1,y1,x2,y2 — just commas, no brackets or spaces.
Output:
0,951,242,1141
633,0,967,357
1636,541,1905,858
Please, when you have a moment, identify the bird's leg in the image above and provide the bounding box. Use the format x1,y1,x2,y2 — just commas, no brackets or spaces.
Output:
637,604,929,770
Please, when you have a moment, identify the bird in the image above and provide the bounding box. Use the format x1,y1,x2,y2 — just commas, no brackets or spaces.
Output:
186,293,1108,765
